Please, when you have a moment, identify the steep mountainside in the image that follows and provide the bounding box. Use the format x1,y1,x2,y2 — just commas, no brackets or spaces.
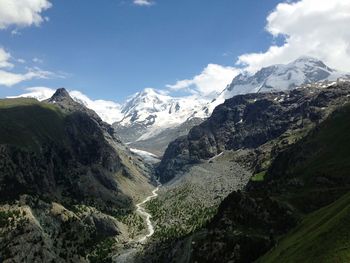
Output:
158,82,350,183
189,102,350,263
141,87,350,263
0,89,154,262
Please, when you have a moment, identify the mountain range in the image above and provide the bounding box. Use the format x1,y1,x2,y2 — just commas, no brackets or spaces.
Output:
10,57,349,156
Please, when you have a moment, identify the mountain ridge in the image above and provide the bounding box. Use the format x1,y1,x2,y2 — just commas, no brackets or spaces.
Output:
9,57,350,156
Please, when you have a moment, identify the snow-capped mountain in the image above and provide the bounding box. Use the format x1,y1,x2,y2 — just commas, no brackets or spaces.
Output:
114,88,211,142
8,57,349,155
220,56,348,100
8,87,123,124
9,87,212,151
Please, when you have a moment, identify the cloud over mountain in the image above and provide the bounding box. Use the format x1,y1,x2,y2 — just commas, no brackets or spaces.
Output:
238,0,350,73
167,64,240,98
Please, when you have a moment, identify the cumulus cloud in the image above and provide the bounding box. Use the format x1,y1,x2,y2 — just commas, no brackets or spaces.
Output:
237,0,350,73
9,87,123,124
133,0,154,6
167,64,240,97
0,0,53,87
0,0,52,29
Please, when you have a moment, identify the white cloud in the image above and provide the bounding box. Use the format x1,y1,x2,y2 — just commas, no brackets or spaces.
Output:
167,64,240,97
237,0,350,73
0,48,13,68
0,0,55,87
0,47,58,87
9,87,123,124
0,0,52,29
133,0,154,6
0,67,54,87
8,86,55,100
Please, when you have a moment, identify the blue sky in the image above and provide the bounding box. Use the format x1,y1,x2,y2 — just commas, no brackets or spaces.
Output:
0,0,350,102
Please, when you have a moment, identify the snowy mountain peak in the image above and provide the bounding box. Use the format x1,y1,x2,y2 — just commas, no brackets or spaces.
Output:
222,56,345,99
121,88,171,115
118,87,210,130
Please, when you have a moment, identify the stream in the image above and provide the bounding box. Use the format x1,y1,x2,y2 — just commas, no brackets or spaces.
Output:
112,184,161,262
112,149,161,262
136,185,160,243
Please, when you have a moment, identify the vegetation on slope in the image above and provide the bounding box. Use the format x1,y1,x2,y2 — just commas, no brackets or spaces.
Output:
0,95,148,262
146,183,217,241
266,103,350,213
259,191,350,263
145,102,350,263
0,98,66,151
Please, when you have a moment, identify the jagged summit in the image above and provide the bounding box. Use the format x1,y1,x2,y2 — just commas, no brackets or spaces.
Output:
45,88,107,127
48,88,73,103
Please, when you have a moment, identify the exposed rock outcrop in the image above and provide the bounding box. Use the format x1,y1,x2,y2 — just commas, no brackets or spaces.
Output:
158,82,350,183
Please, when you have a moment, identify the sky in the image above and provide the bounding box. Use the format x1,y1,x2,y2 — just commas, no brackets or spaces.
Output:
0,0,350,102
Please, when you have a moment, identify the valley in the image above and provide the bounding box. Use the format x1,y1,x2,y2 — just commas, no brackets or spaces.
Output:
1,1,350,262
1,59,350,263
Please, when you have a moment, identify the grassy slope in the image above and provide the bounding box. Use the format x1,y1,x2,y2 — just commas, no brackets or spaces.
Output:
0,98,66,151
258,192,350,263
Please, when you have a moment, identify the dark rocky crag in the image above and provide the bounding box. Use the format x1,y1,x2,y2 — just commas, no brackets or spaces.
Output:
0,89,153,262
158,82,350,183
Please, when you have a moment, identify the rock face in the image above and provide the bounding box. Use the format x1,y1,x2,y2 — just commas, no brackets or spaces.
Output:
0,89,153,262
157,82,350,183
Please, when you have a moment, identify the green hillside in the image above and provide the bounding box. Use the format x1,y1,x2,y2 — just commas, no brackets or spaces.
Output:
257,104,350,262
258,191,350,263
0,98,66,151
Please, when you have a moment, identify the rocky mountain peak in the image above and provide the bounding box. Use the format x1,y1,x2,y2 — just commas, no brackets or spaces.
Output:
48,88,73,103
